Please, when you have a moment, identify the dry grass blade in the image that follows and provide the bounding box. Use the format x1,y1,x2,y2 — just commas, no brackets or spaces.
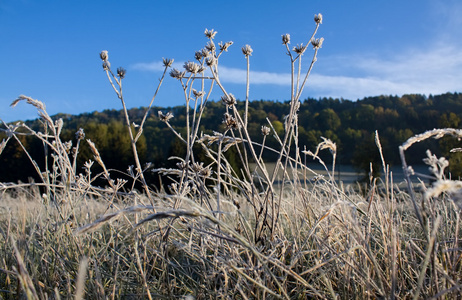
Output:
401,128,462,151
10,236,39,300
135,209,201,227
75,205,154,234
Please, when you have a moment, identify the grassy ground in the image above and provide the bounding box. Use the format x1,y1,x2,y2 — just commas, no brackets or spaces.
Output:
0,174,461,299
1,18,461,299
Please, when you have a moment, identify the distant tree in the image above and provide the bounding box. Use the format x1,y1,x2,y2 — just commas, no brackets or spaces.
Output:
439,113,462,178
316,108,341,131
351,132,382,182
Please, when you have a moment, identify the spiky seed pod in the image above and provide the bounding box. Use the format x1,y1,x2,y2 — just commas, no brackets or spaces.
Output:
314,13,323,24
293,44,306,54
102,61,111,71
282,34,290,45
117,67,126,79
205,41,216,52
221,94,236,107
194,51,203,61
311,37,324,49
219,41,233,52
205,56,216,67
242,44,253,57
169,68,185,79
99,50,108,61
162,58,174,67
158,111,174,122
183,61,201,74
192,89,205,98
201,48,209,57
204,28,217,39
261,126,271,136
75,128,85,140
223,113,240,130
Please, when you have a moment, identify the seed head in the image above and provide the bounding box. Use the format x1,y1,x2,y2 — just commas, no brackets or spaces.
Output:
75,128,85,140
204,28,217,39
191,162,204,173
183,61,201,74
223,113,240,130
169,68,185,79
100,50,108,61
162,58,174,67
176,161,187,170
221,93,236,107
194,51,203,61
117,67,126,79
205,41,216,52
192,89,205,98
205,56,216,67
311,37,324,49
293,44,307,54
201,48,210,57
314,13,323,24
261,126,271,136
282,34,290,45
242,44,253,57
102,60,111,71
158,111,174,122
219,41,233,52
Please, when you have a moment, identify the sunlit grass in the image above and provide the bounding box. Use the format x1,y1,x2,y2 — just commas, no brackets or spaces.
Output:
0,14,461,299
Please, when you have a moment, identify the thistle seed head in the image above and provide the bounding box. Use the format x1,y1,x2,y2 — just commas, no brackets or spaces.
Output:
183,61,201,74
242,44,253,57
205,41,216,52
223,113,240,130
162,58,174,67
221,93,236,107
169,68,185,79
293,44,307,54
100,50,108,61
158,111,174,122
282,34,290,45
261,125,271,136
176,161,187,170
205,56,217,67
117,67,126,79
102,61,111,71
219,41,233,52
191,162,210,177
75,128,85,140
311,37,324,49
192,89,205,98
204,28,217,39
314,13,323,24
194,51,203,61
201,48,210,58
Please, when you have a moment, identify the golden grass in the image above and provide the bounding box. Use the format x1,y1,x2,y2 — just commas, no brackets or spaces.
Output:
1,16,461,298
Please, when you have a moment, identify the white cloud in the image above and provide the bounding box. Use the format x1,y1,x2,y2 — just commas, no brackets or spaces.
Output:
131,61,166,72
219,66,291,85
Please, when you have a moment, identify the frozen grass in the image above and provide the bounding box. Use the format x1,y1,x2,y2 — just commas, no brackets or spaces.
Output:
0,14,461,299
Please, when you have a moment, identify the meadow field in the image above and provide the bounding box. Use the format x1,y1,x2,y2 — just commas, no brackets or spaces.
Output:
1,17,461,299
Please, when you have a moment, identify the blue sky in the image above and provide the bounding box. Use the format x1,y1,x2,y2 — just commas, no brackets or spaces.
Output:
1,0,461,122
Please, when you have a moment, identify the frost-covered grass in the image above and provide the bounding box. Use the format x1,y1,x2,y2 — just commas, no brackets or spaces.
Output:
1,14,461,299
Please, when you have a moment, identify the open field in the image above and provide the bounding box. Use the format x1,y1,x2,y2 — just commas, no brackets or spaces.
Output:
1,19,461,299
250,163,432,186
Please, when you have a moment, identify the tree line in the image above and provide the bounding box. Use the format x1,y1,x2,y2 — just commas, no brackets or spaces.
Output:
1,92,461,184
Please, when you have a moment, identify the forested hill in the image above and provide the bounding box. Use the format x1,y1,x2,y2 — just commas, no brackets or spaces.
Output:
1,92,462,182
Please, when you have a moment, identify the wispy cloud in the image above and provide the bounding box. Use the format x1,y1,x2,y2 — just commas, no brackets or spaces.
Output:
130,62,292,85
